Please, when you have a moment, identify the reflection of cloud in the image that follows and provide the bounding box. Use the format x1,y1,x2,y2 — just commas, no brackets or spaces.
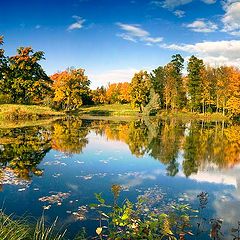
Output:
66,183,79,191
118,172,158,188
177,163,240,189
213,190,240,236
189,171,237,187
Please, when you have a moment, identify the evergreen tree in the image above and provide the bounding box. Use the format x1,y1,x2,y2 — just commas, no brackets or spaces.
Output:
187,55,205,112
150,66,165,109
170,54,186,109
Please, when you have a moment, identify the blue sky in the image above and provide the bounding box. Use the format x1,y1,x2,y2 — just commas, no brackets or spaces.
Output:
1,0,240,88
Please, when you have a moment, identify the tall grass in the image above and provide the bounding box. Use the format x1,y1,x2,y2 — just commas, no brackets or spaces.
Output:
0,211,66,240
0,211,29,240
33,215,66,240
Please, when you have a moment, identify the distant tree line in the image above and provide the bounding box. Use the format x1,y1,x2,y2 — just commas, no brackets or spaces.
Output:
0,36,240,117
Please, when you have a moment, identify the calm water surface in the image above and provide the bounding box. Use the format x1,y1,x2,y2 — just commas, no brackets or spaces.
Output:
0,117,239,239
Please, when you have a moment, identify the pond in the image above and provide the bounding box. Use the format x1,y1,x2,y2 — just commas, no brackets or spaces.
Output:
0,117,239,239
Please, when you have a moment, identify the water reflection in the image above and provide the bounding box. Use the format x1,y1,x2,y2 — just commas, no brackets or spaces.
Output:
0,126,51,181
51,119,89,154
0,117,239,238
0,118,239,185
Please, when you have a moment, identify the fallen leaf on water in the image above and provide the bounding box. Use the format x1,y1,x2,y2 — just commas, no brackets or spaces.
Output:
43,205,51,210
96,227,102,235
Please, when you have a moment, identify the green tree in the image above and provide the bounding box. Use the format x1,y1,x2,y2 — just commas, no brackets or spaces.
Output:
170,54,186,109
150,66,165,109
187,55,205,112
1,47,52,104
130,71,151,112
0,36,11,103
0,36,5,79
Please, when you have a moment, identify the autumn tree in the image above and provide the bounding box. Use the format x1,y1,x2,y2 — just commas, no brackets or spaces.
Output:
163,63,175,110
226,67,240,117
51,68,90,110
0,47,52,104
106,83,120,103
130,70,151,112
92,86,107,104
118,82,131,103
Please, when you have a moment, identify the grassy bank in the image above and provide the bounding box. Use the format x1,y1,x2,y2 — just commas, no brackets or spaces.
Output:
0,104,64,121
78,103,139,116
0,104,231,122
78,104,230,121
158,110,229,121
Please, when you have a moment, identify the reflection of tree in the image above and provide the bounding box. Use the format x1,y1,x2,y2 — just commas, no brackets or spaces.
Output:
0,126,51,180
92,118,240,177
183,124,200,177
147,119,184,176
127,120,149,157
222,125,240,167
51,118,89,154
92,120,149,157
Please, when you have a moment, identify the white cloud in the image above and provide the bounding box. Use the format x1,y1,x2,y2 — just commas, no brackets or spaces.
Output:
186,19,218,32
201,0,216,4
89,68,139,89
150,0,215,9
67,16,85,31
151,0,192,9
160,40,240,66
174,10,185,18
116,23,163,45
222,1,240,35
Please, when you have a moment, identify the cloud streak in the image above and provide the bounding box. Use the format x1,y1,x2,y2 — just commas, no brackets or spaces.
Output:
150,0,216,10
186,19,218,32
116,23,163,45
67,16,85,31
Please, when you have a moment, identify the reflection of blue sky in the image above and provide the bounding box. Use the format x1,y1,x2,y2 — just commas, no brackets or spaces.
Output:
1,129,240,238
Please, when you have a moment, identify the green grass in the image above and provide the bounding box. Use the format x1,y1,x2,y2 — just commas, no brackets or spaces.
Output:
0,211,66,240
78,103,140,116
0,104,64,121
158,110,229,121
78,104,229,121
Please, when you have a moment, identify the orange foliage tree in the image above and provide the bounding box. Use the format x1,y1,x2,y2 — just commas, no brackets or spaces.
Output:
51,68,90,110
